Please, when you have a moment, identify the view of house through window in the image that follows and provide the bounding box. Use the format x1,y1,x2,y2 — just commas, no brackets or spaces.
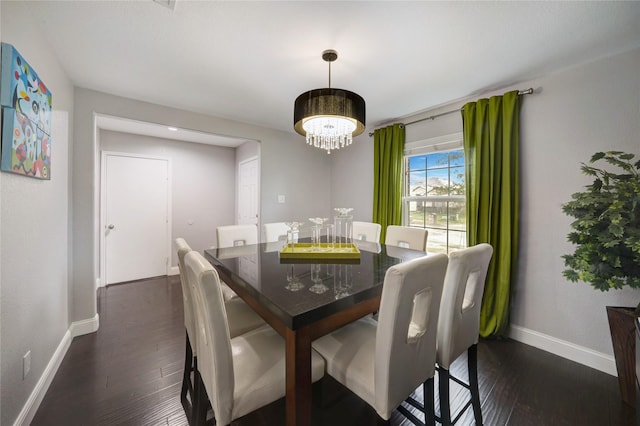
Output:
403,149,466,253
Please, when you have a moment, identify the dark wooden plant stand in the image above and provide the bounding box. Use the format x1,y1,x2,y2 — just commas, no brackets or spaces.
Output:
606,306,638,407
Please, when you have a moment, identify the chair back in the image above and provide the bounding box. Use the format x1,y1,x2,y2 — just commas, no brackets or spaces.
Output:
353,221,382,243
263,222,289,243
175,238,195,343
384,225,428,251
437,243,493,369
185,251,234,424
375,253,448,419
217,224,258,248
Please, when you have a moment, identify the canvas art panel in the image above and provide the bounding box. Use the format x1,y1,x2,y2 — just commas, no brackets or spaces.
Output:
0,42,52,179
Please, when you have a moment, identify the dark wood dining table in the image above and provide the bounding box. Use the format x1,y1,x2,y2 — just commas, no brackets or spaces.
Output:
204,239,427,426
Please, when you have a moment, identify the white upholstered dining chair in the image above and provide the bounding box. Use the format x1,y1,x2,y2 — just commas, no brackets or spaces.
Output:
215,224,260,300
174,238,197,423
216,224,258,248
435,243,493,425
262,222,290,243
312,253,449,424
175,238,266,422
385,225,428,251
185,250,325,425
353,221,382,243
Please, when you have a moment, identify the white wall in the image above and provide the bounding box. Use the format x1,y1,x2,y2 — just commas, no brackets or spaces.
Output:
100,130,237,267
235,140,260,228
1,3,74,424
72,88,332,324
331,46,640,373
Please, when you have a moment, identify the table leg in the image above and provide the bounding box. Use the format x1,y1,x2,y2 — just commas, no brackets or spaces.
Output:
285,327,312,426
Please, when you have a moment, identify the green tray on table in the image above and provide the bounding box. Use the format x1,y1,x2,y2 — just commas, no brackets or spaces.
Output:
279,243,360,263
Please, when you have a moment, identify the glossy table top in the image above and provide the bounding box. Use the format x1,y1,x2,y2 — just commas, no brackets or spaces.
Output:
204,240,427,330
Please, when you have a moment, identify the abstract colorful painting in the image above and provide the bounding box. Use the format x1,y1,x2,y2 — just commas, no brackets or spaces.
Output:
1,42,52,179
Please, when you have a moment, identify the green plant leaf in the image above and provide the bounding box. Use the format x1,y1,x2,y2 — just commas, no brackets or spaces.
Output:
619,153,635,161
562,150,640,292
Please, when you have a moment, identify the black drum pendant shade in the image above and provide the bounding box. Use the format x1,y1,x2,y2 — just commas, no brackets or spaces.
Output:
293,50,366,154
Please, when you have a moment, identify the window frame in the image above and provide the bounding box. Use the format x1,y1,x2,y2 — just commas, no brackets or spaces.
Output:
402,133,465,253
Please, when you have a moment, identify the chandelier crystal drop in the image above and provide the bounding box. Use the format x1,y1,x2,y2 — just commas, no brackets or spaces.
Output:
294,50,365,154
303,116,357,153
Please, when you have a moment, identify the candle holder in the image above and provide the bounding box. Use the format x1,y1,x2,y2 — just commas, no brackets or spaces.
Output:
308,217,329,251
334,208,353,252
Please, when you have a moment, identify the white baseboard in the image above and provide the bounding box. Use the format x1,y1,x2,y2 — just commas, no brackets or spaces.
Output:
69,313,100,337
12,314,100,426
98,271,180,287
12,330,72,426
509,324,617,376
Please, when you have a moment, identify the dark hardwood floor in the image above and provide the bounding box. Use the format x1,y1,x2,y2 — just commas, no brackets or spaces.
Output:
32,276,635,425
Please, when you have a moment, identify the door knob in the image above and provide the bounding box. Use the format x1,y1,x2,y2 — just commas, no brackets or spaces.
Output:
107,224,115,230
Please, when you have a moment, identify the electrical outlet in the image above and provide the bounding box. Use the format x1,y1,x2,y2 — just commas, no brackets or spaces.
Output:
23,350,31,379
278,195,285,204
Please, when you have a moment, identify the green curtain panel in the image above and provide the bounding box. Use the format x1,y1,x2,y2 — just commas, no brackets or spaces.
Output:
462,90,521,338
373,124,405,243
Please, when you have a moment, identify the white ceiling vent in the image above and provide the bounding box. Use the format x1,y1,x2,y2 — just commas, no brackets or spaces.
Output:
153,0,176,11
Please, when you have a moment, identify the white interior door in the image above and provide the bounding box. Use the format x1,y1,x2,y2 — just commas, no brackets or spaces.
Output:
238,157,259,225
104,153,169,285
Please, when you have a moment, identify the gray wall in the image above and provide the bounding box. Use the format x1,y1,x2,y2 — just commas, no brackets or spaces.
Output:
100,131,237,267
73,88,332,324
1,3,75,424
330,134,373,221
331,46,640,366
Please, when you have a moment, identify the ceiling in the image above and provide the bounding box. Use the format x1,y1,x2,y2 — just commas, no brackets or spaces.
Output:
14,1,640,139
96,114,250,147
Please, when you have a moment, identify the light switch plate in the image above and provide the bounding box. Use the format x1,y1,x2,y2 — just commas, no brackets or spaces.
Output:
278,195,285,204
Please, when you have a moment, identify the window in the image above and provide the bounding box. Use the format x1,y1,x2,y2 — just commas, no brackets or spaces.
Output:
403,149,466,253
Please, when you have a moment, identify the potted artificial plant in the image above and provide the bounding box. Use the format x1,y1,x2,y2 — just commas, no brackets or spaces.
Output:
562,151,640,407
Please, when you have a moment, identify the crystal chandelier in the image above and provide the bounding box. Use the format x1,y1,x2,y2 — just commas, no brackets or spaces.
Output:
294,50,366,154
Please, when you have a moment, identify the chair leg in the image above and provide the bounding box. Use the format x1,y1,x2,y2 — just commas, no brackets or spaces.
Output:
193,369,207,426
438,367,452,426
181,332,194,422
424,377,436,426
468,344,483,425
181,333,192,398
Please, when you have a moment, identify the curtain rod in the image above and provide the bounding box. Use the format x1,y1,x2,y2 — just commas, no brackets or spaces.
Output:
368,88,534,137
